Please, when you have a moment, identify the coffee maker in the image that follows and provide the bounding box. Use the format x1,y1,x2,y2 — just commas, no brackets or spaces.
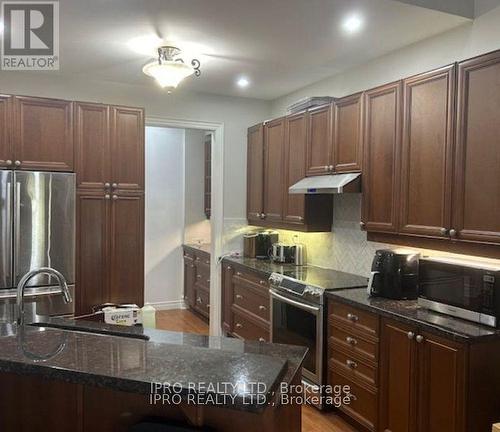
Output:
243,231,279,259
367,249,420,299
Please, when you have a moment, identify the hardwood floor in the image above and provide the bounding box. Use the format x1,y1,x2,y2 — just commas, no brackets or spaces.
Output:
156,309,358,432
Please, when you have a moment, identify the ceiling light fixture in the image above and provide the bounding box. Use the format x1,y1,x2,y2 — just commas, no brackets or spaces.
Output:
342,15,363,34
142,46,201,91
237,77,250,88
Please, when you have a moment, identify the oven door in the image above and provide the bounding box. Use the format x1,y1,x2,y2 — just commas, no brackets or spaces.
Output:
270,288,323,385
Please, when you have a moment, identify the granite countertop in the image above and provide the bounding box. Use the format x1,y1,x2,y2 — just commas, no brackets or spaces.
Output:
183,243,211,255
327,288,500,343
224,256,368,290
0,318,306,412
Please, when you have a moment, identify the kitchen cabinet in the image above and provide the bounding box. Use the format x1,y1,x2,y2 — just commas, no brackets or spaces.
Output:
399,65,456,238
362,81,402,233
13,96,73,172
183,246,210,321
221,260,270,342
247,123,265,223
0,95,12,168
306,103,333,176
379,318,466,432
453,50,500,244
333,93,363,173
263,117,285,222
183,250,196,309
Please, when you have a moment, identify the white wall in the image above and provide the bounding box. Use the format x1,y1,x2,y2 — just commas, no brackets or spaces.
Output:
271,2,500,116
184,129,211,244
145,127,185,308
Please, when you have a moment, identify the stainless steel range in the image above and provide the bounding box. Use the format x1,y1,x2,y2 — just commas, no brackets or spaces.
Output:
269,267,367,408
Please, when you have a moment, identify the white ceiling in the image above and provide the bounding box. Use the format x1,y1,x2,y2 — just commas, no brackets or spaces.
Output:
53,0,470,100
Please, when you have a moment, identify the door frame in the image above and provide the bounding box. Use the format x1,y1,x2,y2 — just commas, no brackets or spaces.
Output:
145,115,225,336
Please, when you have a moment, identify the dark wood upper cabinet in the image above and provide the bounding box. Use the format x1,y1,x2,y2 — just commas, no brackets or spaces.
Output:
283,111,307,225
0,95,12,168
110,106,144,192
306,104,333,176
453,51,500,245
400,65,456,238
362,81,402,233
13,96,73,172
108,193,144,307
247,123,265,223
75,102,110,189
333,93,363,172
76,190,109,315
263,117,285,222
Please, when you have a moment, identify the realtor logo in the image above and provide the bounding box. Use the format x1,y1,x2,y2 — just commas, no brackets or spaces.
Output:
1,1,59,70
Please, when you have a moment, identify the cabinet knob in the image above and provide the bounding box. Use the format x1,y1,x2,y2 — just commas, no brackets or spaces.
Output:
440,227,448,235
259,305,267,311
346,359,358,369
329,165,334,171
227,266,232,271
112,194,118,200
449,229,457,238
416,335,424,343
347,313,358,322
196,297,202,304
235,323,243,329
196,274,202,279
236,294,243,300
236,271,242,276
104,194,111,200
104,182,111,188
407,331,415,340
14,160,21,166
5,160,12,166
324,165,329,171
112,183,118,189
258,337,265,342
259,280,266,285
360,222,365,229
260,213,266,219
346,336,357,345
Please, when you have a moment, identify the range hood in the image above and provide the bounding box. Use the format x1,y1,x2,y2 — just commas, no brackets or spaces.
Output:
289,172,361,194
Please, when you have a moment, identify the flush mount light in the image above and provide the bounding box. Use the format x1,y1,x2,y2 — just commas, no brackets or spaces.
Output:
142,46,201,91
237,77,250,88
342,15,363,33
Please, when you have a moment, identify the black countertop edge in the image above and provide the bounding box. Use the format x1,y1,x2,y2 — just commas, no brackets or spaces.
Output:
326,288,500,343
183,243,211,256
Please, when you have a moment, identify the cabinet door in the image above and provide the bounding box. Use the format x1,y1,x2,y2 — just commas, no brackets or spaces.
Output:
453,51,500,244
417,332,466,432
247,124,264,223
109,193,144,307
333,93,363,172
76,190,110,315
75,103,110,190
13,96,73,171
379,318,418,432
263,118,285,222
362,82,402,233
110,106,144,192
183,255,196,309
283,112,307,225
0,95,12,168
306,104,333,176
400,66,455,238
222,262,234,333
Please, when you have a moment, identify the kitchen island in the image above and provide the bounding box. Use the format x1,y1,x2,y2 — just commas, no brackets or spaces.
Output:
0,319,307,431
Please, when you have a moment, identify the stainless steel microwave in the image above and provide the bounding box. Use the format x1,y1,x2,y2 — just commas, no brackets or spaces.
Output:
418,258,500,328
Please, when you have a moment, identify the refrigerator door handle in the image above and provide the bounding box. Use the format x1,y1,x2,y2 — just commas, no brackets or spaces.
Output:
5,182,12,287
15,181,21,280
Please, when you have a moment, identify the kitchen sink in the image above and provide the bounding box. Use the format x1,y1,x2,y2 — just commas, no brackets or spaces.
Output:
29,322,150,340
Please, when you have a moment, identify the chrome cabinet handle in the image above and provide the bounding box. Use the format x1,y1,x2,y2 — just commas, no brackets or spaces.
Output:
440,227,448,235
324,165,329,171
407,331,415,340
227,266,232,271
5,160,12,166
104,182,111,188
104,194,110,200
111,183,118,189
416,335,424,343
346,359,358,369
329,165,334,171
235,323,243,329
259,338,265,342
112,194,118,200
236,294,243,300
260,213,266,219
360,222,365,229
259,305,267,311
347,313,359,322
196,297,202,304
14,160,21,166
346,336,357,345
236,271,242,276
196,274,202,279
206,279,210,283
259,280,266,285
449,229,457,238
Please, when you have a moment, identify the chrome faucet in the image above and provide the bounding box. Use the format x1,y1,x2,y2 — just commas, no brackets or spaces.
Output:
16,267,72,326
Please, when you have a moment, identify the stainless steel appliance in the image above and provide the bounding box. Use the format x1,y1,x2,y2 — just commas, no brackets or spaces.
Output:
418,257,500,328
0,171,75,322
367,249,420,300
243,230,278,259
270,243,306,266
269,267,367,409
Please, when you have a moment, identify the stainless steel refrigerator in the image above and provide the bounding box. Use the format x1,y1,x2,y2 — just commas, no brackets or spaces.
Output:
0,170,75,322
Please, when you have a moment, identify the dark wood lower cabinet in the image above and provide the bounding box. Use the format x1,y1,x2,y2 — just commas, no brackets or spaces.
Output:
183,246,210,321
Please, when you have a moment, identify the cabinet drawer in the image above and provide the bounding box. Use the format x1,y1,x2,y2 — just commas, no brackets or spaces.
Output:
329,371,378,432
329,301,379,338
183,250,195,261
194,288,210,318
232,311,269,342
195,265,210,290
233,284,269,322
329,348,377,389
329,326,378,363
194,252,210,267
232,268,269,290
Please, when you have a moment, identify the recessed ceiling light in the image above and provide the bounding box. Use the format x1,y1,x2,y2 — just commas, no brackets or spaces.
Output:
342,15,363,34
237,77,250,88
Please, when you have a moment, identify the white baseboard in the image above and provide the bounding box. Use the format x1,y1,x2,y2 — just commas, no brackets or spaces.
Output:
147,299,187,311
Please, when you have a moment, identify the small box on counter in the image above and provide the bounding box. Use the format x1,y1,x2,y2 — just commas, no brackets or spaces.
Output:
102,304,141,326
